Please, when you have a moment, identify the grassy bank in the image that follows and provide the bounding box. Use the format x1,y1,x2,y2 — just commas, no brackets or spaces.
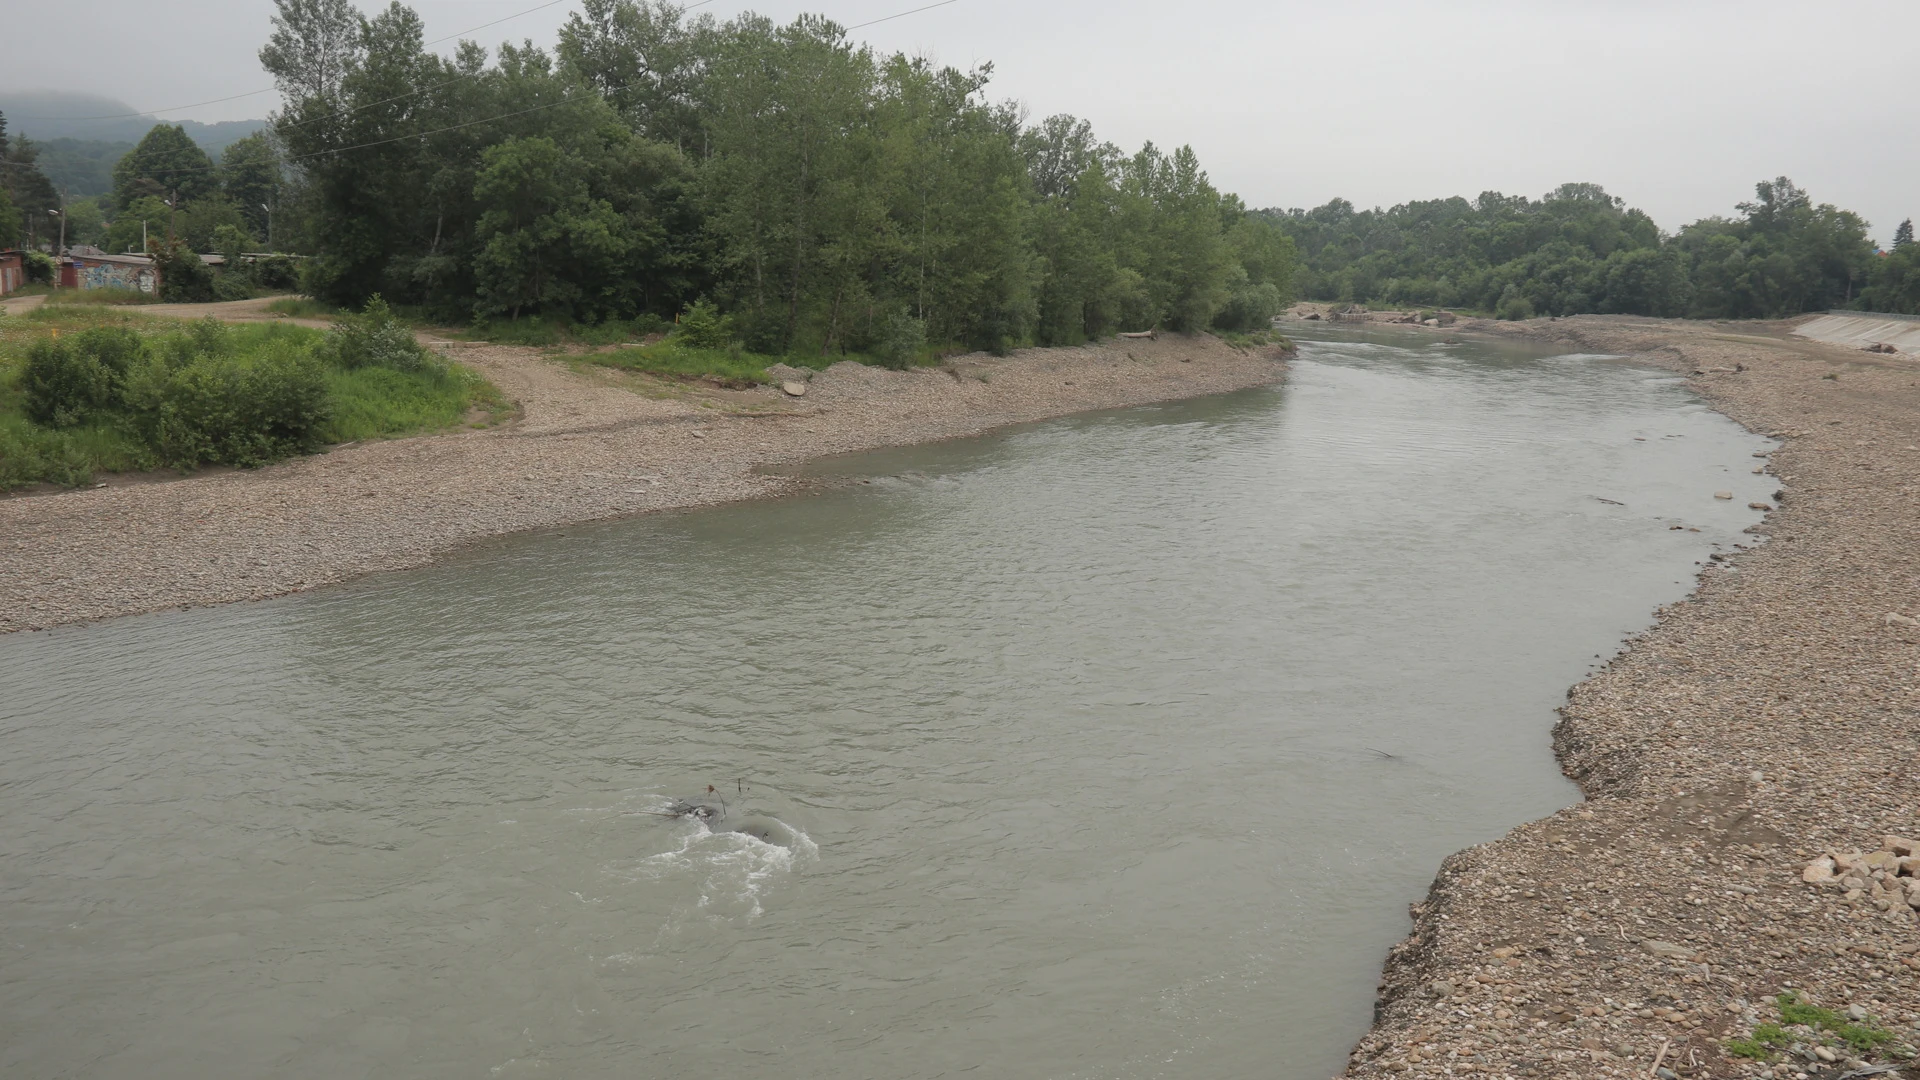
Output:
0,305,502,492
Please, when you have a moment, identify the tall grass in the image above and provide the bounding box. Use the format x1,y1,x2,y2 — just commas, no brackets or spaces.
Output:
43,288,160,307
325,364,502,441
587,341,786,385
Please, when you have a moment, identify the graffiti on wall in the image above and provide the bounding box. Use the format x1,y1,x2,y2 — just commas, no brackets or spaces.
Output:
79,261,157,293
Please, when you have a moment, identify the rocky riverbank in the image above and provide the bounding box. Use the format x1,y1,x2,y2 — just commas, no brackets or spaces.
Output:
0,332,1286,634
1338,315,1920,1080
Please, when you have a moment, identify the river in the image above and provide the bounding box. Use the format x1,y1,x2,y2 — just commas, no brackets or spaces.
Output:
0,328,1776,1078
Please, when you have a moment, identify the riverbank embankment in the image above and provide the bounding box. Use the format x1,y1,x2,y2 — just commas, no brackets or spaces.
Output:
1339,315,1920,1079
0,331,1285,633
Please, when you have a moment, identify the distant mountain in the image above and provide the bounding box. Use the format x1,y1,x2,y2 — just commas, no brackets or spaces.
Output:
32,139,136,198
0,89,269,154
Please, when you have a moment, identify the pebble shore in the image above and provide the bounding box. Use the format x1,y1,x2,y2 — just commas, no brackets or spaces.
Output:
0,332,1284,634
1342,315,1920,1080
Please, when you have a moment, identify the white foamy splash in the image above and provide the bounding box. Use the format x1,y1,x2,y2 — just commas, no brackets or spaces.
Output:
616,798,818,920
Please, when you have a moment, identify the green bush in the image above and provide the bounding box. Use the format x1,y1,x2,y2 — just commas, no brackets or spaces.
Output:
154,237,215,303
675,299,734,349
128,338,332,467
23,336,124,427
0,418,95,488
212,270,257,302
23,251,56,285
318,295,434,371
1213,269,1285,332
630,313,672,338
252,256,301,291
874,309,926,370
1495,285,1535,321
3,313,494,489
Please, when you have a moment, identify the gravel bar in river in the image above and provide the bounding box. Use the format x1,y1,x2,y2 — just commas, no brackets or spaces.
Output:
1340,315,1920,1080
0,332,1284,633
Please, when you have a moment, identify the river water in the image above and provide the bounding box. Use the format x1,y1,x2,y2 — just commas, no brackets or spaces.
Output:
0,329,1775,1079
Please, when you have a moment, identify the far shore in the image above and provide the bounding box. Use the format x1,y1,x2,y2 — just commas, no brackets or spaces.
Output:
0,322,1288,634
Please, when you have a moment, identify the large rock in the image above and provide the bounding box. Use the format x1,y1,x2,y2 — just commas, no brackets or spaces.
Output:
781,381,808,397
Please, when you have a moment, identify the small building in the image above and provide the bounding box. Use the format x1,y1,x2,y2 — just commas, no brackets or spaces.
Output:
0,250,24,296
60,251,160,294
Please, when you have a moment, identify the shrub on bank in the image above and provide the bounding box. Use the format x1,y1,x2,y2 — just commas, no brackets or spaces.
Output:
128,337,332,467
0,307,493,489
318,295,436,372
21,326,145,427
675,300,734,349
873,309,927,371
0,418,94,489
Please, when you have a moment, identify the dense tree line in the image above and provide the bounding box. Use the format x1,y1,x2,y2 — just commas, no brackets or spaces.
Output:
252,0,1294,352
0,112,61,252
1266,180,1918,319
0,107,286,271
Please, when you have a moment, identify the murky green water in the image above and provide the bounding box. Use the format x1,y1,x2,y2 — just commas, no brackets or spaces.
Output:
0,329,1775,1079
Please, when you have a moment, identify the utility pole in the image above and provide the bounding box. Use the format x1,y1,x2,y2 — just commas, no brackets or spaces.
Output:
46,208,63,289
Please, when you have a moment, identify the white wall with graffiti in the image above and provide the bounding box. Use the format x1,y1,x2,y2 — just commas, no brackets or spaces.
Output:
75,259,158,293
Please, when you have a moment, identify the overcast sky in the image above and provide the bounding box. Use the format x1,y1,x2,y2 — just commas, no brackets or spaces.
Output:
6,0,1915,244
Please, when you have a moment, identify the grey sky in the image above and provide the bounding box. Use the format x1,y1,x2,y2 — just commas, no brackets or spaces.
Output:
6,0,1915,244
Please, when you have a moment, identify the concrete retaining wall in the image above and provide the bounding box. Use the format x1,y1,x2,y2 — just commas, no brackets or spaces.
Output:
1791,311,1920,355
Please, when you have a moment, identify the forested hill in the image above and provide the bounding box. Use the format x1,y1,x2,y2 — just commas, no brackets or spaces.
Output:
1263,182,1920,320
0,91,267,151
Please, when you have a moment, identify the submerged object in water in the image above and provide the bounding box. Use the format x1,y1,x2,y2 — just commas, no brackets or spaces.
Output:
664,799,723,822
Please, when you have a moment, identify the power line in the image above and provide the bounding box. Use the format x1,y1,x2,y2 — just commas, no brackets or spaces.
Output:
9,89,278,123
423,0,571,46
297,95,580,159
844,0,962,30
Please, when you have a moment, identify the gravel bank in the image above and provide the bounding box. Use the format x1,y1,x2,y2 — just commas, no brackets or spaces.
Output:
1340,316,1920,1080
0,332,1284,633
